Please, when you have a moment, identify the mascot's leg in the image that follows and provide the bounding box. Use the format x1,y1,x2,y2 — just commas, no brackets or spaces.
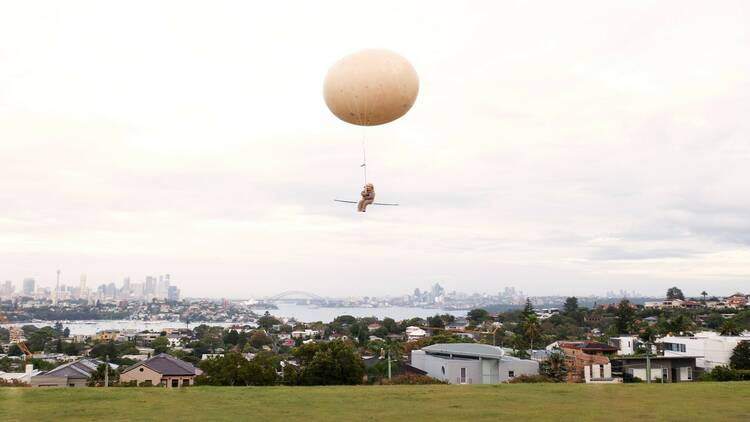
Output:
357,199,365,212
362,199,374,212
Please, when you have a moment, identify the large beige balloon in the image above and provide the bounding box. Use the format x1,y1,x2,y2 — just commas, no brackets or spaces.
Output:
323,49,419,126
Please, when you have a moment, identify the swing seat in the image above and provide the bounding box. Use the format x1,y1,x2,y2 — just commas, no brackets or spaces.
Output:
333,199,399,206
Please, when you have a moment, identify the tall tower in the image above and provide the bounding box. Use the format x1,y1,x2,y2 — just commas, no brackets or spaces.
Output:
53,269,61,305
79,274,87,300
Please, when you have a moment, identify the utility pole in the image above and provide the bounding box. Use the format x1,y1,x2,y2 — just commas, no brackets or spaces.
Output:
387,349,392,381
104,354,109,387
645,343,651,384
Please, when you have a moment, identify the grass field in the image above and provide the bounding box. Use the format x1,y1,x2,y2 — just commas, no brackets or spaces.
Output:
1,383,749,421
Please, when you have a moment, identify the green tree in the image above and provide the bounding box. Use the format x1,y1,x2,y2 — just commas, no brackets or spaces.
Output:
242,351,278,385
197,353,247,386
540,348,568,382
223,329,240,346
701,291,708,304
729,342,750,370
615,299,636,334
522,314,542,352
467,309,490,325
333,315,357,325
660,314,695,336
382,317,399,333
89,341,117,360
666,287,685,300
249,330,272,349
705,313,725,330
88,363,117,386
151,336,170,354
522,299,534,318
292,340,365,385
427,314,445,328
27,326,56,352
563,297,579,315
720,319,742,336
258,313,282,331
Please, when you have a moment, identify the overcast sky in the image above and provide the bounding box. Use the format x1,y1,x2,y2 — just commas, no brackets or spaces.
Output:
1,1,748,298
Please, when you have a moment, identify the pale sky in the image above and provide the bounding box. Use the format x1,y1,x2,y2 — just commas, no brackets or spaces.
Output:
1,1,749,298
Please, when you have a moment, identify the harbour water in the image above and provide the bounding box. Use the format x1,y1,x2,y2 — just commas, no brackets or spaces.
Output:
2,304,468,335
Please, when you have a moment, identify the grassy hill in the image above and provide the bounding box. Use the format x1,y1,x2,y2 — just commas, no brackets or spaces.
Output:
2,383,749,421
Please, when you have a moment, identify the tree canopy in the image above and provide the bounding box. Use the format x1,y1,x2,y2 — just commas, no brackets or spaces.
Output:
666,287,685,300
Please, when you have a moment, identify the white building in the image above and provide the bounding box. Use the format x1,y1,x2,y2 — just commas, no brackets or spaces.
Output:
410,343,538,384
583,363,621,383
0,364,43,385
291,329,319,339
644,299,685,309
405,326,427,341
609,336,640,355
657,331,750,369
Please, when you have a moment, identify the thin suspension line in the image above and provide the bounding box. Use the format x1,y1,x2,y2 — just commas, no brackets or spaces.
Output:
361,129,367,186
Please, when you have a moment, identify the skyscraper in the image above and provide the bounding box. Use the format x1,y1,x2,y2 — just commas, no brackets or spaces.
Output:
52,269,61,305
22,278,36,296
157,274,171,300
78,274,89,300
167,285,180,302
145,276,156,297
0,281,13,297
121,277,131,298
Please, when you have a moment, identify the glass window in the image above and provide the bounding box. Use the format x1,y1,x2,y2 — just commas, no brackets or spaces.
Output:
687,367,693,380
508,370,515,378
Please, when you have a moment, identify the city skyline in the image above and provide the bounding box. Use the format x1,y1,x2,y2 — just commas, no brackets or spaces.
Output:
2,271,743,300
1,2,749,299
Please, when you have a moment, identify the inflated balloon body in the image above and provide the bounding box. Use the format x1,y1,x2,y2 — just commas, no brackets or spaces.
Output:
323,49,419,126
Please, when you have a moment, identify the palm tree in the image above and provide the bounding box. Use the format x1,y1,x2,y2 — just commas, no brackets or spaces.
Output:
701,291,708,304
667,314,695,335
544,348,568,382
720,319,742,336
523,314,542,356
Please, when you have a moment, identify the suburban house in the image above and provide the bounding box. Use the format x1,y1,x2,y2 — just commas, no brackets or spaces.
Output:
445,318,469,331
410,343,538,384
94,330,120,342
722,293,748,309
30,358,116,388
291,329,319,339
611,356,699,382
120,353,201,387
405,326,427,341
583,362,621,384
608,336,642,355
656,331,750,370
0,364,43,385
553,341,618,383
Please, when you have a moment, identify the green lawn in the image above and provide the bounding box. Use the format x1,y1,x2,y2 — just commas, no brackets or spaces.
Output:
1,383,749,421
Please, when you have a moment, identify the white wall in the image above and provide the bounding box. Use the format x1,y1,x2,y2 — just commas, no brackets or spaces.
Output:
498,358,538,382
659,332,750,369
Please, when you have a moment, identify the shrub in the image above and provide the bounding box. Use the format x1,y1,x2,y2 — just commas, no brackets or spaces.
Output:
509,375,553,383
701,366,750,381
0,379,29,387
383,374,448,385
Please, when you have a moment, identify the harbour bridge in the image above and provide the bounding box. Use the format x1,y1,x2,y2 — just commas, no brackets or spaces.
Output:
266,290,328,305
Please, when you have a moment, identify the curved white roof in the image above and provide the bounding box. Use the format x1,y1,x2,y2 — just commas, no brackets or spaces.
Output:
422,343,506,359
